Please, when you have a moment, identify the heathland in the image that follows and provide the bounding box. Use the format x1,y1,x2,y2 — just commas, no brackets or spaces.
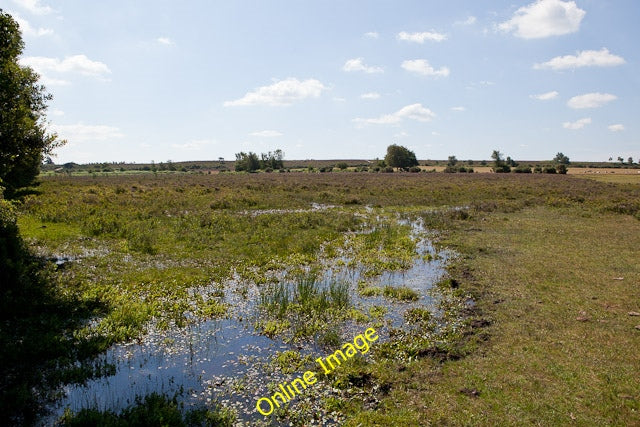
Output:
2,171,639,425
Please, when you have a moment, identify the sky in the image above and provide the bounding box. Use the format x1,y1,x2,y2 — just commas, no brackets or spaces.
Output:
4,0,640,163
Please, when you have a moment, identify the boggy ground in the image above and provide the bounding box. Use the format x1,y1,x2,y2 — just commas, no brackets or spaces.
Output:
4,172,640,425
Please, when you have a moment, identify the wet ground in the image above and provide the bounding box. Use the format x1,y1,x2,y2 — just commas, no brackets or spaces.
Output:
43,215,451,426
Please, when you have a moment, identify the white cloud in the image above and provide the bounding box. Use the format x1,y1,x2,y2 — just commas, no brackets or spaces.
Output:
51,109,64,116
14,15,53,37
249,130,283,137
530,90,559,100
499,0,585,39
451,106,466,112
364,31,379,39
401,59,450,77
51,123,123,142
562,117,591,130
394,131,409,138
360,92,380,100
353,103,435,125
156,37,175,46
11,0,53,15
171,139,213,150
567,92,617,109
456,16,477,26
343,58,383,74
535,48,626,70
224,78,326,107
608,124,625,132
20,55,111,81
397,31,447,43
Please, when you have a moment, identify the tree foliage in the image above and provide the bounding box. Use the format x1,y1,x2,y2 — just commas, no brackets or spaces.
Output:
234,152,260,172
553,152,570,165
490,150,511,173
384,144,418,169
0,10,63,195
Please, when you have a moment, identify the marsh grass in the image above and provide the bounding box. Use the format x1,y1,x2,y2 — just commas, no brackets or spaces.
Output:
8,172,640,424
259,274,351,340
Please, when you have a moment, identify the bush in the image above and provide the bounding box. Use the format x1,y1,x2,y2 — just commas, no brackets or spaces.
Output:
513,165,532,173
543,166,557,174
409,166,421,173
556,164,568,174
336,162,348,170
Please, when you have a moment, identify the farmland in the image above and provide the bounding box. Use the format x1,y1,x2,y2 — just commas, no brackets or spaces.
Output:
3,171,640,425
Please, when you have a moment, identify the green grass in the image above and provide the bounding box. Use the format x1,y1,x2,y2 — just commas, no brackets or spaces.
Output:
4,171,640,424
345,206,640,425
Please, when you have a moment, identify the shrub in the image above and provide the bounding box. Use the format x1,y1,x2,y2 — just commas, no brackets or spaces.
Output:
556,164,568,174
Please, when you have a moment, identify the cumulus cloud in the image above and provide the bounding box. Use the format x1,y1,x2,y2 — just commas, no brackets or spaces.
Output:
156,37,175,46
353,103,435,125
51,123,123,142
562,117,591,130
401,59,450,77
535,48,626,70
343,58,383,74
11,0,53,15
249,130,283,137
567,92,617,109
224,78,326,107
530,90,559,100
397,31,447,43
14,14,53,37
608,124,625,132
360,92,380,100
20,55,111,80
499,0,585,39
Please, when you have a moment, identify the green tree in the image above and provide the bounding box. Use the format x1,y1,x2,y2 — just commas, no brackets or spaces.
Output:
0,10,63,196
447,155,458,166
490,150,511,173
384,144,418,169
553,152,570,165
235,152,260,172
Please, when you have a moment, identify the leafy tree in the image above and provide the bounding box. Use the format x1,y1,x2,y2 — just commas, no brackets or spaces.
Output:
235,152,260,172
628,157,634,165
0,10,63,196
553,152,570,165
447,155,458,166
617,156,624,163
384,144,418,169
490,150,511,173
259,149,284,170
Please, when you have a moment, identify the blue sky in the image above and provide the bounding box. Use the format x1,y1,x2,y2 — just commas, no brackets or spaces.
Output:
6,0,639,163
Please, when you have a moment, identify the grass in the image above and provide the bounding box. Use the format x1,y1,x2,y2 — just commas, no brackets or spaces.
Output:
344,206,640,425
4,171,640,424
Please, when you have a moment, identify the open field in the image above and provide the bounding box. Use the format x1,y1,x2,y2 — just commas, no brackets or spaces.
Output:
3,172,640,425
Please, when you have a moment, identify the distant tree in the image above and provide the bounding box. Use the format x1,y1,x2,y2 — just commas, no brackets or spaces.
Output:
506,156,517,167
553,152,570,165
491,150,511,173
628,157,634,165
0,10,64,195
259,149,284,170
384,144,418,169
608,157,613,162
336,162,348,170
447,155,458,166
235,152,260,172
617,156,624,164
467,159,474,165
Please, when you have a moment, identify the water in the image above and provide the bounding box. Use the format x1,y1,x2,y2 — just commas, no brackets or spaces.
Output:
42,215,451,425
